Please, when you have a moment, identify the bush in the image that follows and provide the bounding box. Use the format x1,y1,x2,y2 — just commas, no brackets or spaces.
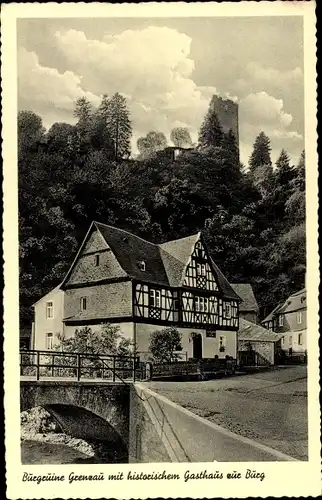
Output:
149,327,182,363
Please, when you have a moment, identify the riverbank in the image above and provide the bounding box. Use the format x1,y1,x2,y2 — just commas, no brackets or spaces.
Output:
21,440,99,464
21,406,96,464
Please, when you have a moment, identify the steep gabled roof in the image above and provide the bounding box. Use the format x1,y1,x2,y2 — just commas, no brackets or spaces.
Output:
60,221,240,299
238,319,283,343
95,222,169,286
231,284,259,312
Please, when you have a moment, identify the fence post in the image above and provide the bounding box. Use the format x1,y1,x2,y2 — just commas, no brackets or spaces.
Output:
77,354,81,381
52,355,55,377
112,356,116,382
133,357,136,382
36,351,40,381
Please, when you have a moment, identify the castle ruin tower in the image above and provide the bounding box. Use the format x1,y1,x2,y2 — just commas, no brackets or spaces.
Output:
210,95,239,153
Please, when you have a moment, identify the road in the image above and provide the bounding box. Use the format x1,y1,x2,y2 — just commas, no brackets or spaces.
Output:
147,366,307,460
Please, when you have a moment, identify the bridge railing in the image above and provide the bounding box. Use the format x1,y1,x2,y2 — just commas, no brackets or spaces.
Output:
20,349,145,381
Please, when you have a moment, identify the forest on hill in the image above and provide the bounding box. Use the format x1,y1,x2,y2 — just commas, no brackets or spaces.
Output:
18,93,306,328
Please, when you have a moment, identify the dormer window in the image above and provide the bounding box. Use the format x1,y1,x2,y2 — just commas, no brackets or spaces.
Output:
95,254,100,266
278,314,284,327
138,260,146,271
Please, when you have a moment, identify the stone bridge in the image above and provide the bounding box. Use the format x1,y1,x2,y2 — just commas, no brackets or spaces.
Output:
20,379,130,460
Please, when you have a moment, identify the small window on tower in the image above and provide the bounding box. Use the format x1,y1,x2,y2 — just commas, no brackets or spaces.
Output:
80,297,87,311
95,254,100,266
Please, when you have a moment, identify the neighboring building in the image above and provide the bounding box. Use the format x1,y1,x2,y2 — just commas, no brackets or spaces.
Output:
210,95,239,149
237,319,283,366
231,284,259,323
33,222,241,361
20,327,32,350
262,288,307,353
31,285,64,351
156,146,194,162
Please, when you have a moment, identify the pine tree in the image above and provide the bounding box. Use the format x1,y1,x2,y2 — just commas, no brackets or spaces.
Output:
198,99,224,149
275,149,295,187
222,129,239,164
249,131,272,172
73,97,92,125
105,92,132,161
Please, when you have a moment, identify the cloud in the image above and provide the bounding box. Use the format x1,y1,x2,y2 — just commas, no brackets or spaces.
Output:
240,92,294,128
232,62,303,98
18,47,100,117
53,27,216,141
238,91,303,166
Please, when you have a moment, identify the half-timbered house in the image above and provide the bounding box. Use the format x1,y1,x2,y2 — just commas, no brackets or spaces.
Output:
33,221,241,361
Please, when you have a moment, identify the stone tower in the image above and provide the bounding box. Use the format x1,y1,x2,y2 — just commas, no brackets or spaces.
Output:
210,95,239,149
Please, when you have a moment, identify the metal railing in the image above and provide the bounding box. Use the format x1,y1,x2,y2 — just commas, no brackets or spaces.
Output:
20,349,145,382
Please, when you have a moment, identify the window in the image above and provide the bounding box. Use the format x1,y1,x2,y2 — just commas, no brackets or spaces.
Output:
219,335,226,352
278,315,284,327
138,260,146,271
173,298,180,311
194,296,208,313
281,336,285,346
297,312,302,324
95,254,100,266
196,263,206,276
225,303,231,319
149,289,161,308
298,333,303,345
80,297,87,311
46,332,53,350
46,301,53,319
289,336,292,347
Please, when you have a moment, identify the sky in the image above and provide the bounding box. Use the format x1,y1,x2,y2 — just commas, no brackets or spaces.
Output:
17,16,304,166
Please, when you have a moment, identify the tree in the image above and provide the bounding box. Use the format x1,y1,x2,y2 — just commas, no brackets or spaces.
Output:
149,327,182,363
73,97,93,125
18,110,45,158
170,127,193,148
46,122,76,157
275,149,295,185
221,129,239,164
198,99,224,149
285,150,306,225
105,92,132,161
137,131,167,156
249,132,272,172
57,324,132,355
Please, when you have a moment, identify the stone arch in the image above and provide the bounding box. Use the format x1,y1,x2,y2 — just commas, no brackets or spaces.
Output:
20,381,130,461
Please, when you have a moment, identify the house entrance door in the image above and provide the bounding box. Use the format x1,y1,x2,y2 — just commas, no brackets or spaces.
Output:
192,333,202,359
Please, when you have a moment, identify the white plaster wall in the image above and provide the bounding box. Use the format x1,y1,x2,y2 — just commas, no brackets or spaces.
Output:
33,289,64,350
135,323,237,360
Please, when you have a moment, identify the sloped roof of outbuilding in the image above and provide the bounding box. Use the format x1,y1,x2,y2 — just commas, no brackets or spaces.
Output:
238,319,283,343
